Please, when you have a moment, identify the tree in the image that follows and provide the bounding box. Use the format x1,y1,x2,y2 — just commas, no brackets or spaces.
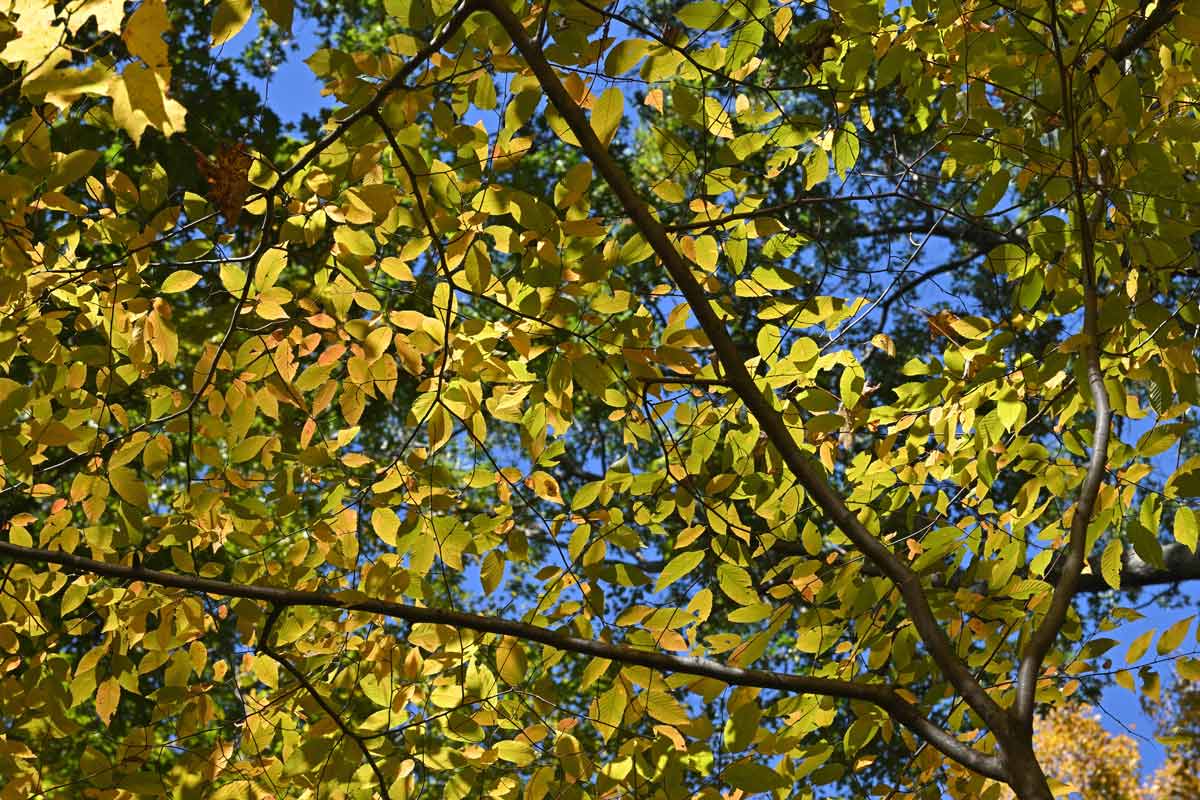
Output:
1,0,1199,798
989,683,1200,799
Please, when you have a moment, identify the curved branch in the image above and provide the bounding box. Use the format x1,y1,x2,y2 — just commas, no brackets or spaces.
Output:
1014,3,1113,728
475,0,1012,744
0,538,1004,780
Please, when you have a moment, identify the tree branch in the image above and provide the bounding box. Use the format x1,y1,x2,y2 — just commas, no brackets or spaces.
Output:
1107,0,1181,65
476,0,1012,744
1075,542,1200,593
0,537,1004,780
259,605,393,799
1015,3,1113,728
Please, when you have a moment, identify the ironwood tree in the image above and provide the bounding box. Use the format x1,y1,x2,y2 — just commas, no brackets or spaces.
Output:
1,0,1199,798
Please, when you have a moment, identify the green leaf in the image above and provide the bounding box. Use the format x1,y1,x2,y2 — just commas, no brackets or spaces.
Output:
834,122,860,179
654,550,705,593
723,759,788,791
973,170,1009,215
1127,521,1165,569
677,1,733,30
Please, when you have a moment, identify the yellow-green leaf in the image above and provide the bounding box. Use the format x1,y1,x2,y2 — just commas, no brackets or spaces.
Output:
723,759,788,791
654,550,705,593
717,563,759,606
160,269,201,293
1157,616,1195,656
211,0,252,46
1100,538,1122,591
591,87,623,148
109,466,148,509
1175,507,1197,552
371,508,400,546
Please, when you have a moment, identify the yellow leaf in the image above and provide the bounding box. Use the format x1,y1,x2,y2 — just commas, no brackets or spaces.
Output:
371,507,400,546
0,0,63,68
555,732,585,778
161,270,201,293
1157,615,1195,656
95,677,120,725
67,0,125,35
591,87,624,148
110,63,187,145
495,636,527,685
211,0,253,46
122,0,170,68
109,466,148,509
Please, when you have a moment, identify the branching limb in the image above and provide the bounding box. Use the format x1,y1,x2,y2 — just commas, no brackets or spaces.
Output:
0,538,1004,779
474,0,1011,743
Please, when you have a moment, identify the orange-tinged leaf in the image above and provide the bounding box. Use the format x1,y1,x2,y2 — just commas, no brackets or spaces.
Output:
95,677,120,725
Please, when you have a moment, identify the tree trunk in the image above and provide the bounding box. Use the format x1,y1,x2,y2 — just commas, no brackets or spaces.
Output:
1004,739,1054,800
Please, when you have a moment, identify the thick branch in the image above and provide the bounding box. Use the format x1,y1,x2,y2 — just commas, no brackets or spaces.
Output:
0,538,1004,780
1075,542,1200,593
475,0,1010,741
1108,0,1181,64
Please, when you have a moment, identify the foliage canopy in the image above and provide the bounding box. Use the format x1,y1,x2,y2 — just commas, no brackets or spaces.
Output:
1,0,1200,798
